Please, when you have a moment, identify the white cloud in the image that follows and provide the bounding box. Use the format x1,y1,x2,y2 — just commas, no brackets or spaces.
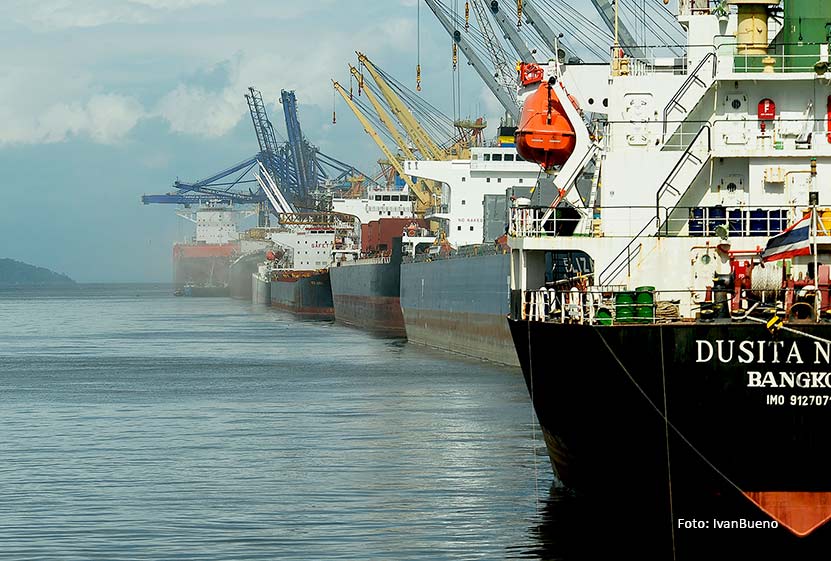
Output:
29,94,145,145
3,0,225,30
156,84,245,138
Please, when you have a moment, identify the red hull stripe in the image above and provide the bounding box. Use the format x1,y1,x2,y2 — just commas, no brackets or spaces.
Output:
743,491,831,537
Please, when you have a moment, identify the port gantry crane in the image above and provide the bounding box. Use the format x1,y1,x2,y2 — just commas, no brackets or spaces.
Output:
143,86,375,222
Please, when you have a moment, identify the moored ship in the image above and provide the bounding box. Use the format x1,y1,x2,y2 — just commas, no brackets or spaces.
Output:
254,212,357,319
400,144,544,365
172,205,240,296
330,189,430,336
507,0,831,550
330,218,432,337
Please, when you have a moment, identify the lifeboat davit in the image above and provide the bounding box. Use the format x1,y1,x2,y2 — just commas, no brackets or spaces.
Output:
515,80,576,171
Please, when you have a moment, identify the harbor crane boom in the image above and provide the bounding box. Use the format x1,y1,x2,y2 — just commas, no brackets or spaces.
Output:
468,0,518,97
347,65,442,201
423,0,520,121
332,80,434,215
348,65,418,162
280,90,317,201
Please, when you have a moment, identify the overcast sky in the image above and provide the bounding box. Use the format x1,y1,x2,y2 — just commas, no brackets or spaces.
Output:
0,0,609,282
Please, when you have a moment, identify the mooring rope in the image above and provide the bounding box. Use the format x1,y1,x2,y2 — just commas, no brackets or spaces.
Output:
592,326,748,499
659,328,678,561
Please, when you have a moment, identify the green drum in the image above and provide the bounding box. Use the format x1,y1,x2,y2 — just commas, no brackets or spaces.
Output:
635,286,655,324
596,307,613,326
615,292,636,324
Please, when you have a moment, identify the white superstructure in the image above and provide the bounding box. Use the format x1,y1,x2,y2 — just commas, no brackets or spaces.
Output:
404,146,541,246
177,205,240,244
509,0,831,321
331,187,415,225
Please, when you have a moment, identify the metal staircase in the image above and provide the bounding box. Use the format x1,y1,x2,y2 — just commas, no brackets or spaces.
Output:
662,52,717,144
655,124,712,234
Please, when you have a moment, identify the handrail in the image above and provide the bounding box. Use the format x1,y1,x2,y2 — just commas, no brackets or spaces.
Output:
597,218,653,285
662,51,717,142
655,123,712,233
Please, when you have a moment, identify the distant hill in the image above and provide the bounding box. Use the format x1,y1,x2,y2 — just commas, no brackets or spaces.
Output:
0,259,76,286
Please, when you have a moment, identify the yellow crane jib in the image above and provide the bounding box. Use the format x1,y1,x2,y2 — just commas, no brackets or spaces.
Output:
331,80,433,214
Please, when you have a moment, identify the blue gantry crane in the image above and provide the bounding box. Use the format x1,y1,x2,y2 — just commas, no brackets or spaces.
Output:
142,86,375,221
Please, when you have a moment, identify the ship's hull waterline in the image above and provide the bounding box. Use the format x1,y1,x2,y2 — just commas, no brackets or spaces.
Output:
330,240,406,337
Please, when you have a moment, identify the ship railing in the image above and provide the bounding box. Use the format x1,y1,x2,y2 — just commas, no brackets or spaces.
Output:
605,117,827,153
658,204,810,238
678,0,713,16
515,287,714,325
408,243,508,263
715,41,831,75
510,204,811,240
609,44,690,77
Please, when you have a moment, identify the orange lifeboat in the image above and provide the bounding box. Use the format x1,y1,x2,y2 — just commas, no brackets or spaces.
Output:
515,80,576,171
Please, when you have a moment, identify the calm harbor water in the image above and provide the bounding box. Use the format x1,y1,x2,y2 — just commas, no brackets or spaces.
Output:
0,285,572,560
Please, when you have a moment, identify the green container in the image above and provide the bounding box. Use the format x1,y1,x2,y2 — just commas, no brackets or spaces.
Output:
596,307,613,326
635,287,656,324
615,292,636,324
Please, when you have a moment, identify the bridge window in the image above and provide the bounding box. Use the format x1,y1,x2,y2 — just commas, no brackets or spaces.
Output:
492,154,503,162
483,154,491,161
504,154,514,161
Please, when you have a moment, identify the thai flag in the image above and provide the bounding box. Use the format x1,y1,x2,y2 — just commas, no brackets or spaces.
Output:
761,211,813,262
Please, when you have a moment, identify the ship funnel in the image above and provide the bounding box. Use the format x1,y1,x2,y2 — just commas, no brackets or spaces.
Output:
728,0,781,55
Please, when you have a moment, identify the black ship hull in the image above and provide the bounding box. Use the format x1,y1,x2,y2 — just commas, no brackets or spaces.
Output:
270,271,334,319
508,317,831,556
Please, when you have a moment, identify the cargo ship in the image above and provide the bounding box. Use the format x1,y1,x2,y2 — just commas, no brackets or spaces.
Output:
508,0,831,550
172,205,240,296
330,189,431,336
266,228,335,318
251,212,357,318
400,145,545,365
330,218,432,337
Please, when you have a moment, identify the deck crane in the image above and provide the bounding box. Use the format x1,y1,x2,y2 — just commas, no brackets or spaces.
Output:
484,1,536,62
467,0,520,99
588,0,646,59
348,65,416,162
521,0,574,62
332,80,435,217
423,0,520,121
347,65,442,199
356,53,446,162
